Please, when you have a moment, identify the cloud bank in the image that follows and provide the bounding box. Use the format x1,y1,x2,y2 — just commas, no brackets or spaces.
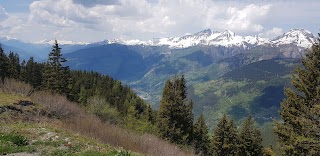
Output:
0,0,319,42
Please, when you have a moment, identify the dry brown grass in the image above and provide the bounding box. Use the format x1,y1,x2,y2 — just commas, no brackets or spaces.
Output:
30,92,194,156
0,79,194,156
0,79,33,96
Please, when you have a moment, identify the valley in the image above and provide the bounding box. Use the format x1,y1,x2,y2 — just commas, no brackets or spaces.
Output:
1,29,314,127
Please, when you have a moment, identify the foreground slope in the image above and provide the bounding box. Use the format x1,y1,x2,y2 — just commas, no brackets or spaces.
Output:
0,79,192,156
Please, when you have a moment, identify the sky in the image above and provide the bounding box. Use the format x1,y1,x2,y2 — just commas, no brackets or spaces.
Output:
0,0,319,42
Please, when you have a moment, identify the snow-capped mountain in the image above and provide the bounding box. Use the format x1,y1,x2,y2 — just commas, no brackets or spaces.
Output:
103,29,315,49
32,39,88,45
271,29,316,48
144,29,269,48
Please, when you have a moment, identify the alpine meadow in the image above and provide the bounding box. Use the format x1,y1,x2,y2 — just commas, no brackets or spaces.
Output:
1,0,320,156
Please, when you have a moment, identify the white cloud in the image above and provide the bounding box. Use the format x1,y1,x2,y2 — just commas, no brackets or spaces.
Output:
259,27,283,39
224,4,271,32
29,0,102,27
0,0,277,41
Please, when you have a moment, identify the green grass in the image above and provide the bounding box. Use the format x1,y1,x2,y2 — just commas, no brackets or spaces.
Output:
0,92,31,106
0,122,138,156
0,89,139,156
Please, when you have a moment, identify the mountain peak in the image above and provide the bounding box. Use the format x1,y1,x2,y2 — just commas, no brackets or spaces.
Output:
195,29,213,36
271,28,316,48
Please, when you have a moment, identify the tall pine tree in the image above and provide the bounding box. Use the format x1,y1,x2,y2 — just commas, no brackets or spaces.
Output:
157,76,194,145
212,115,238,156
43,40,71,95
238,116,263,156
193,114,211,156
7,52,20,79
275,35,320,156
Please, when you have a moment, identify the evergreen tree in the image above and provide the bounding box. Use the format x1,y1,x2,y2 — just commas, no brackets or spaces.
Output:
7,52,20,79
157,76,194,145
274,35,320,156
212,115,238,156
43,40,71,95
193,114,211,156
238,116,263,156
0,45,9,82
146,104,156,124
21,57,43,88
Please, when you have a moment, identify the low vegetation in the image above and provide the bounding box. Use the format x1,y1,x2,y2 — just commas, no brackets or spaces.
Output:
0,78,192,156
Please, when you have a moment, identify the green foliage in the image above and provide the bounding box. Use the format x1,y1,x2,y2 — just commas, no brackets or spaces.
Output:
20,57,44,88
0,45,9,82
0,133,34,155
43,40,71,95
211,115,238,156
7,52,21,79
68,70,156,133
275,36,320,156
238,116,263,156
0,133,29,146
157,76,194,145
192,114,211,156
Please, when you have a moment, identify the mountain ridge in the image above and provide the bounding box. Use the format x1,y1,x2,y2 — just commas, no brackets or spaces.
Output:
1,28,316,49
93,28,316,49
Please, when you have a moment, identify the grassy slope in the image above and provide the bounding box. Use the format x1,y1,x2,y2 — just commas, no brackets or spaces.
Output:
0,92,138,156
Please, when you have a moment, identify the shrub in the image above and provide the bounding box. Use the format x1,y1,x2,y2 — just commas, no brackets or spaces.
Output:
0,78,33,96
0,133,28,146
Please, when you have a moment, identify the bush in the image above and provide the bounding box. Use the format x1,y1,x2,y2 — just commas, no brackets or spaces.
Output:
30,91,82,119
0,133,28,146
0,78,33,96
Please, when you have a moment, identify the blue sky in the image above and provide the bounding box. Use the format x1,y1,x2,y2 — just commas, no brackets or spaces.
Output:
0,0,319,42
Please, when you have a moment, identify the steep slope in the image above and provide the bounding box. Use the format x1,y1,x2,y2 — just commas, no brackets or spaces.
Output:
0,80,191,156
65,44,150,80
189,59,299,125
0,92,133,156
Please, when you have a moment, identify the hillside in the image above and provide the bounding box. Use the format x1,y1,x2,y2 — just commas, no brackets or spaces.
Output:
190,59,299,125
0,92,126,155
0,79,191,156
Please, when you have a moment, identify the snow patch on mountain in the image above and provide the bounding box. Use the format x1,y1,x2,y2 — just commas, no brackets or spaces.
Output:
32,39,88,45
271,29,316,48
103,29,316,49
152,29,270,48
103,29,271,49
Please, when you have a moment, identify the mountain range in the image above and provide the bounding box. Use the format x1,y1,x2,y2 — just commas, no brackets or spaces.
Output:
0,28,317,126
96,28,315,49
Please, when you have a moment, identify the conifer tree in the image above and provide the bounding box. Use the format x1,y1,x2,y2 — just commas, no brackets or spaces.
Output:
23,57,43,88
43,40,71,95
157,76,194,145
212,115,238,156
238,116,263,156
275,35,320,156
7,52,20,79
193,114,211,156
0,45,9,82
